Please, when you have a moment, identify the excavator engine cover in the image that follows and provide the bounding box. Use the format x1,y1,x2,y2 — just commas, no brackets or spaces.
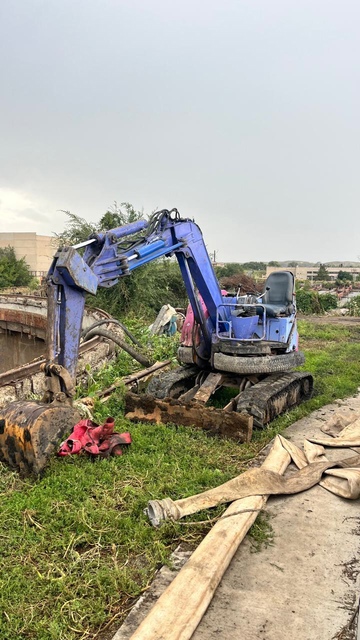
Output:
0,401,78,476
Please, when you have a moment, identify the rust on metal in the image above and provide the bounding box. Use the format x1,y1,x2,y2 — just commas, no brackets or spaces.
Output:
124,392,253,442
0,298,116,388
0,308,46,339
0,400,79,475
0,336,105,387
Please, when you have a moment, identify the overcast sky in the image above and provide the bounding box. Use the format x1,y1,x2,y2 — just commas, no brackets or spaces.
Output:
0,0,359,263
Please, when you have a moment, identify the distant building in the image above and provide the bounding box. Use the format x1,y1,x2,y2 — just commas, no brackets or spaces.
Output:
0,232,57,277
266,265,360,281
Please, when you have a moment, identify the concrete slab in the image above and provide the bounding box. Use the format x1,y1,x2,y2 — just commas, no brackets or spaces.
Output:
192,397,360,640
114,395,360,640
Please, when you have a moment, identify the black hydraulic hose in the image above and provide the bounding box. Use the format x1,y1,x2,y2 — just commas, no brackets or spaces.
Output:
83,328,152,368
81,318,143,348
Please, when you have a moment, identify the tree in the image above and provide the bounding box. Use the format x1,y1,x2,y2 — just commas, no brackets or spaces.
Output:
337,270,353,282
240,261,266,272
268,261,280,267
55,212,98,247
214,263,244,278
315,264,330,281
0,246,32,289
98,202,143,230
55,202,144,247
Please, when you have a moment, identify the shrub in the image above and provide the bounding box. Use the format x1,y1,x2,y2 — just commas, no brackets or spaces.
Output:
346,296,360,316
0,246,32,289
296,289,337,314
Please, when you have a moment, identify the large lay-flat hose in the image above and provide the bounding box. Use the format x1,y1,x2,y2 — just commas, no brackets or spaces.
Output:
83,327,152,368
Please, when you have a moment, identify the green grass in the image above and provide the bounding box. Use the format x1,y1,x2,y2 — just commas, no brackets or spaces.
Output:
0,423,245,640
248,512,275,552
1,318,360,639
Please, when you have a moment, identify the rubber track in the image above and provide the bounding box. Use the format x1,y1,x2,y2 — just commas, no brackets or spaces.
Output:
146,366,198,399
236,371,313,428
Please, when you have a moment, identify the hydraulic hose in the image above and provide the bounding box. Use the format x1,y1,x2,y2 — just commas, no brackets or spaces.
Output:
83,327,152,368
81,318,143,348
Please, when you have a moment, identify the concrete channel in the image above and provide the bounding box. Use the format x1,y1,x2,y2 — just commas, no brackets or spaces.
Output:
0,294,120,407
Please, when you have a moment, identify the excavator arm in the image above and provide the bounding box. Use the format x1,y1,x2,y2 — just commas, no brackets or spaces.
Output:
45,209,226,399
0,209,229,474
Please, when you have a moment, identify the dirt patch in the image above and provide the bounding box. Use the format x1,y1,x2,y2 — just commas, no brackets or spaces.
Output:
299,315,360,327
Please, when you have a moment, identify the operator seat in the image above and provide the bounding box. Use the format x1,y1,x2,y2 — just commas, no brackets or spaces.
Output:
259,271,295,318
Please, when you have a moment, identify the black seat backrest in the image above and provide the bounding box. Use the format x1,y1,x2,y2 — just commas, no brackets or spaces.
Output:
262,271,294,306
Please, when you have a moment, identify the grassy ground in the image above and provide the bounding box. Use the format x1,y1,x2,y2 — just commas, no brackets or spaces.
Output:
1,319,360,639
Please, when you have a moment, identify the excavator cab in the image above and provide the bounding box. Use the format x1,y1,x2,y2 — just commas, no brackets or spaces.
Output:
212,270,300,364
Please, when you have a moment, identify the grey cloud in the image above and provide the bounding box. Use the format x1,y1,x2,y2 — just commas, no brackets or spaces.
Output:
18,208,50,223
0,0,359,261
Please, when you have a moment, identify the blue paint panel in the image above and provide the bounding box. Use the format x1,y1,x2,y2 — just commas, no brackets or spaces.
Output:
56,248,98,295
267,318,293,343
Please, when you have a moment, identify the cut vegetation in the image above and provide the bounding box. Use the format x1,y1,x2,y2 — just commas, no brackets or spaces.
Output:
1,318,360,640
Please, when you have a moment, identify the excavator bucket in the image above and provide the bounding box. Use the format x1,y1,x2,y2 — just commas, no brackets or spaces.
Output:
0,401,78,476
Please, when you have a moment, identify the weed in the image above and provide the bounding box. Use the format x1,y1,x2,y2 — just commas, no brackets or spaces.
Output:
248,511,274,552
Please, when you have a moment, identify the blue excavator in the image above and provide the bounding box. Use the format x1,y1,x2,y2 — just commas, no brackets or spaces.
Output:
0,209,312,474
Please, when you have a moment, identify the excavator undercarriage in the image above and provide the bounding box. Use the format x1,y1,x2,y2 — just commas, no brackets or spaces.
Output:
124,363,313,438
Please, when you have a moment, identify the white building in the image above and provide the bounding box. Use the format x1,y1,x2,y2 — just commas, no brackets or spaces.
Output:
0,233,57,277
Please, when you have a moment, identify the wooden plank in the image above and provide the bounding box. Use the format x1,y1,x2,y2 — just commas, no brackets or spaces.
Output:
178,385,200,403
96,360,171,399
192,372,224,403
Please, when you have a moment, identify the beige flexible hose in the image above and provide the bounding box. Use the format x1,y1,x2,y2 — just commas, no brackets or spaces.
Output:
129,436,291,640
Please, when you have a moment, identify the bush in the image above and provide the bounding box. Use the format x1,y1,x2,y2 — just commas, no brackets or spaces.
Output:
296,289,338,314
0,246,32,289
319,293,338,311
346,296,360,316
28,277,40,291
